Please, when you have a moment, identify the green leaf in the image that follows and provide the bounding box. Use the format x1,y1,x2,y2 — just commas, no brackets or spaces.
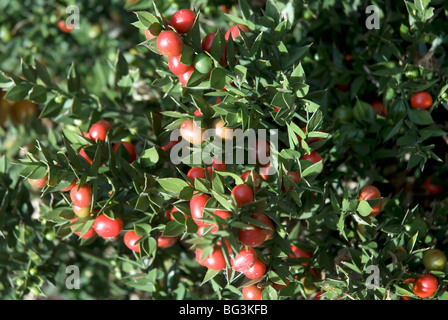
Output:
21,60,37,83
158,178,189,195
67,63,80,92
115,50,129,80
238,0,253,21
210,67,228,90
39,99,64,119
357,200,373,217
406,232,419,253
265,0,280,23
140,147,159,167
29,85,48,104
34,59,52,87
162,220,185,237
201,268,220,285
210,29,226,62
261,285,278,300
4,83,32,101
408,109,433,125
271,92,294,110
234,65,247,85
135,11,158,28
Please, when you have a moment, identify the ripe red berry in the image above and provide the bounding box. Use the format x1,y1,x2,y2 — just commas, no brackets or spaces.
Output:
156,30,184,57
302,151,324,172
413,273,438,298
231,247,257,273
190,193,211,228
225,24,250,41
243,258,266,280
157,232,179,248
242,284,263,300
241,170,262,192
28,174,48,188
71,217,96,239
358,185,382,216
187,167,206,185
238,213,274,247
201,33,228,66
281,171,301,192
93,214,123,238
231,184,254,207
178,65,195,87
202,33,215,53
410,91,433,109
210,158,227,171
168,54,192,75
88,120,111,142
60,178,76,192
196,245,227,270
58,20,73,33
180,118,205,145
170,9,196,34
113,141,137,163
79,147,93,164
370,100,387,116
70,183,92,208
424,177,442,195
124,230,141,252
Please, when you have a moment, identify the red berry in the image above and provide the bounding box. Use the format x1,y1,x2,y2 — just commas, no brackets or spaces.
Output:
201,33,227,66
170,9,196,34
424,177,442,195
178,65,195,87
358,185,382,216
302,151,324,172
113,141,137,163
413,273,438,298
89,120,111,142
410,91,433,109
231,247,257,273
93,214,123,238
70,183,92,208
79,147,93,164
124,230,141,252
60,178,76,192
225,24,250,41
238,213,274,247
241,170,262,192
168,54,192,75
243,258,266,280
156,30,184,57
190,193,211,227
231,184,254,207
58,20,73,33
196,246,227,270
28,174,48,188
370,100,387,116
281,171,301,192
187,167,206,185
71,217,96,239
242,284,263,300
157,232,179,248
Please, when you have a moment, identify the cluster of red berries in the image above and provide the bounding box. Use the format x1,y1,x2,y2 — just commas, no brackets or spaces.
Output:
143,8,250,87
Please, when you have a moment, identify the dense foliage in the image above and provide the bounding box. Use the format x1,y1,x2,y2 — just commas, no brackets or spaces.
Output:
1,0,447,300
